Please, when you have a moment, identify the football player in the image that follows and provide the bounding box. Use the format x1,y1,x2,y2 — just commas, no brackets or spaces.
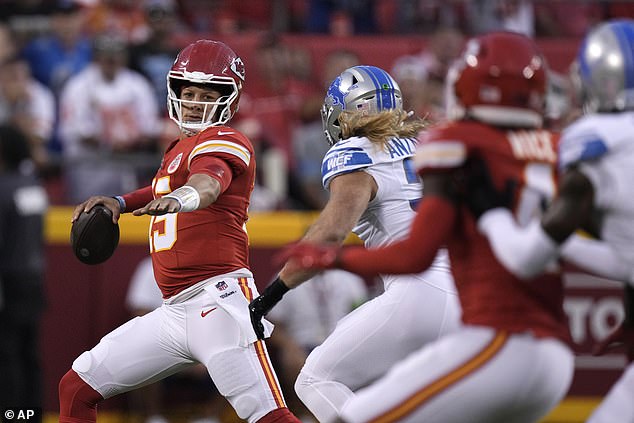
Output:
249,65,460,423
281,32,575,423
448,20,634,423
58,40,301,423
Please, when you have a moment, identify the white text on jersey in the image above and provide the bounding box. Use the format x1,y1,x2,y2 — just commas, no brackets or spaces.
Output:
327,153,355,170
507,130,556,163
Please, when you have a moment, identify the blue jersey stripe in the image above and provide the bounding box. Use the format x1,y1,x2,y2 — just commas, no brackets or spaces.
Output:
578,138,608,161
370,65,395,110
577,36,591,82
360,65,395,110
358,65,382,109
613,20,634,90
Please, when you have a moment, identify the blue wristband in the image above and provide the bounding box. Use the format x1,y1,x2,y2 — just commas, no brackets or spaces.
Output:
113,196,126,213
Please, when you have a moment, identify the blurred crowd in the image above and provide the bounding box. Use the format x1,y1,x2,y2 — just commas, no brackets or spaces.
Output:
0,0,632,209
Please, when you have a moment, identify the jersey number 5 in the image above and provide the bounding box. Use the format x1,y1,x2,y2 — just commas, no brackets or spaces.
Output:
149,176,178,253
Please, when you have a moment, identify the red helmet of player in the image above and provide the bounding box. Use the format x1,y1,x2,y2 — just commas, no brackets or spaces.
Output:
445,31,547,128
167,40,245,134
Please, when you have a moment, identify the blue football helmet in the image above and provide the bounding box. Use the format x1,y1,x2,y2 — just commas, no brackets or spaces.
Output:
321,65,403,146
576,19,634,112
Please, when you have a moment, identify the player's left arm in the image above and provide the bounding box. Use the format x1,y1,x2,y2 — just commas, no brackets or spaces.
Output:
279,170,376,288
132,156,233,216
337,172,457,277
560,234,634,284
478,167,595,279
539,168,633,282
249,170,376,339
280,171,458,278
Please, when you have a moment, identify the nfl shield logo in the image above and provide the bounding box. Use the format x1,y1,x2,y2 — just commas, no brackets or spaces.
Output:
215,281,228,291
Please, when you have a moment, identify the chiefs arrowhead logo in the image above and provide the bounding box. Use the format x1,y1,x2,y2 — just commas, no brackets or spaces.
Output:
231,57,245,81
167,153,183,174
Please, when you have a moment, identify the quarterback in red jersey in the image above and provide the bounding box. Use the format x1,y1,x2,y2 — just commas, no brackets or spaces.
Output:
283,32,574,423
59,40,301,423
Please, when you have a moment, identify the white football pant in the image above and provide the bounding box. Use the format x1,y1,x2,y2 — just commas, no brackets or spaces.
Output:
295,268,460,423
71,276,286,423
340,326,574,423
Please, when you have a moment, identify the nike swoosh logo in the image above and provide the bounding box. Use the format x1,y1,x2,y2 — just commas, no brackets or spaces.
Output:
217,131,234,136
201,307,217,317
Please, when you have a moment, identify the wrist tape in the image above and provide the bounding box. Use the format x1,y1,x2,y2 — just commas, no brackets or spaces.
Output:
164,185,200,212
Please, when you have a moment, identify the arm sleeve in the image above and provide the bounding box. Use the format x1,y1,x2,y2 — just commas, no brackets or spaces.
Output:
561,234,634,284
189,155,233,194
477,208,559,279
339,196,456,277
122,186,154,212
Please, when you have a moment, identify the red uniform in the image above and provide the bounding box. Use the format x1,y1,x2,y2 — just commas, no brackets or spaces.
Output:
415,120,570,342
59,39,301,423
327,120,575,423
124,125,255,298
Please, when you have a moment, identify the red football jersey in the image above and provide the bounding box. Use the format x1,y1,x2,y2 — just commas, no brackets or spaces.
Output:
415,120,570,342
148,126,255,298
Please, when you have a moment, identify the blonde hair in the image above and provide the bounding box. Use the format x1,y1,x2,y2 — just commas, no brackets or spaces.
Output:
339,109,427,149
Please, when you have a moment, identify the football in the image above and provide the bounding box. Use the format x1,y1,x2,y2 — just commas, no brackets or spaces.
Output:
70,205,120,265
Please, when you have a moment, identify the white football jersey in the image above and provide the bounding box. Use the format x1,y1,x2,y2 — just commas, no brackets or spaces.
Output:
321,136,452,289
559,112,634,267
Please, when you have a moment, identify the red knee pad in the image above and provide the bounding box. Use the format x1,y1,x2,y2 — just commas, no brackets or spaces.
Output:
59,370,103,423
257,407,302,423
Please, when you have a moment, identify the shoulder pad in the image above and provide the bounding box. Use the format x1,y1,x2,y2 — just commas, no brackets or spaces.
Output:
414,124,469,172
559,117,609,169
190,127,252,168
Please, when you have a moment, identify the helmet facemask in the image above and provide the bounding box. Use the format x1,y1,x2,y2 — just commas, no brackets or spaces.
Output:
167,40,245,135
167,74,239,135
321,100,344,146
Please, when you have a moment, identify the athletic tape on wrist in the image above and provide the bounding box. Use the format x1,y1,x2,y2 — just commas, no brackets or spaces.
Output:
164,185,200,212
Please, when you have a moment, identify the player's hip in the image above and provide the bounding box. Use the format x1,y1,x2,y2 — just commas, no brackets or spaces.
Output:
340,326,573,423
